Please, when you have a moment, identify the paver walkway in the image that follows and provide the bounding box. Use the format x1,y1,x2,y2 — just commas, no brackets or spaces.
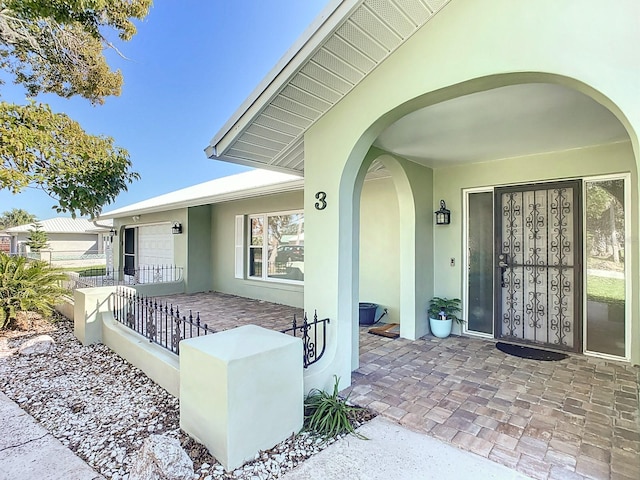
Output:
156,293,640,480
345,329,640,480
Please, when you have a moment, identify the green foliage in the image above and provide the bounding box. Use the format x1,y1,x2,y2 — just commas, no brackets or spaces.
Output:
0,0,152,104
587,276,625,305
26,222,48,251
0,101,139,217
0,252,68,329
304,376,367,440
428,296,463,324
0,208,36,229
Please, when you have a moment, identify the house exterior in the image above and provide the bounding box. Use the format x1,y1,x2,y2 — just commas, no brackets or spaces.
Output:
104,0,640,391
5,217,110,266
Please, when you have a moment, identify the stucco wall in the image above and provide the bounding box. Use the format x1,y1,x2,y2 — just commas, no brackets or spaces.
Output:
433,141,637,296
211,191,304,307
11,232,98,254
360,176,400,324
111,209,187,272
187,205,212,293
300,0,640,385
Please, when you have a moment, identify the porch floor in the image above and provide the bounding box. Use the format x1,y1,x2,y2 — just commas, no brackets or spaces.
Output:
346,328,640,480
156,292,639,480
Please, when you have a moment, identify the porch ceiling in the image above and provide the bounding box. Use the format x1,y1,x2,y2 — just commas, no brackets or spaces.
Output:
374,83,630,168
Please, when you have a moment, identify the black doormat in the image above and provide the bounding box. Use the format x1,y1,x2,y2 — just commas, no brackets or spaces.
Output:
496,342,568,361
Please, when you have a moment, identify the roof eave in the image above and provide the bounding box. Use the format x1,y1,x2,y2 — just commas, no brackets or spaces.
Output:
206,0,363,158
99,179,305,220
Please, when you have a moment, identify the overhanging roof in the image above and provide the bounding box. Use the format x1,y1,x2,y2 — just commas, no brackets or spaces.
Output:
99,170,304,219
206,0,452,174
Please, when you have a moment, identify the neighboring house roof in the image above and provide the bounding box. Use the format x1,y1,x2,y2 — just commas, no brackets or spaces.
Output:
5,217,109,234
99,169,304,219
205,0,451,173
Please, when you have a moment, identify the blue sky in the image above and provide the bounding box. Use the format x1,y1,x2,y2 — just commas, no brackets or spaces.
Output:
0,0,328,220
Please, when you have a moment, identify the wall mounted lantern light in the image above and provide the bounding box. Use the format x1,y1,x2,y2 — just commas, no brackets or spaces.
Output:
434,200,451,225
172,222,183,235
109,228,117,241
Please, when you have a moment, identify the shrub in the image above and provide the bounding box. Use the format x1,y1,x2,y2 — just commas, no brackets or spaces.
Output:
303,376,367,440
0,253,68,329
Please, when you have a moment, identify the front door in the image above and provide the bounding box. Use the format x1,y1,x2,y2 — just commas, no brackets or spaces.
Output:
495,181,582,351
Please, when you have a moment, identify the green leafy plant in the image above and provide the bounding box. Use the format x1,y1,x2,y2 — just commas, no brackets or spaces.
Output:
0,253,68,329
428,297,463,324
26,223,49,251
304,376,367,440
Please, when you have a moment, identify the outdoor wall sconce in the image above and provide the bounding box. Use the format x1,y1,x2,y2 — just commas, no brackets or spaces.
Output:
434,200,451,225
172,222,183,235
109,228,117,241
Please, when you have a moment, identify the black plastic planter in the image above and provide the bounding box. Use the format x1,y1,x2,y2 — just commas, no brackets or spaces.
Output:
359,302,378,325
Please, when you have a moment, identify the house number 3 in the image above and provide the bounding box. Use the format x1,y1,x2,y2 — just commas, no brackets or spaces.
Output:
315,191,327,210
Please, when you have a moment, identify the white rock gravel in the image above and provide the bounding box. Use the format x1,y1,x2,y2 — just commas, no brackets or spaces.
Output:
0,319,353,480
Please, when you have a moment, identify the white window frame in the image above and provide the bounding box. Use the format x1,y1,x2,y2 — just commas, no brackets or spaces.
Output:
246,209,304,285
582,173,631,362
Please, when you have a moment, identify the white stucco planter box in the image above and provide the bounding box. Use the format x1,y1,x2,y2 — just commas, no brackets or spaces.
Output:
179,325,303,471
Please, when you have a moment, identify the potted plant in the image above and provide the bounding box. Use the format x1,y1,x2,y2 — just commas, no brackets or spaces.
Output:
428,297,463,338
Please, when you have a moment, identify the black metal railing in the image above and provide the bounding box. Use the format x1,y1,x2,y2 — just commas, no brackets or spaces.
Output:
281,311,330,368
72,265,183,289
112,288,329,367
113,288,212,354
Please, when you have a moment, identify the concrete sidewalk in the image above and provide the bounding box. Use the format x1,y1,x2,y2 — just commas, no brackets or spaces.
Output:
282,416,533,480
0,392,103,480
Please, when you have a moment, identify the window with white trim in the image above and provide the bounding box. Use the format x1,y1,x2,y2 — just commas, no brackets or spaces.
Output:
247,211,304,283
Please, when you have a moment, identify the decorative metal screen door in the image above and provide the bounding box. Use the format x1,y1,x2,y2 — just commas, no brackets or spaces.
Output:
495,181,582,351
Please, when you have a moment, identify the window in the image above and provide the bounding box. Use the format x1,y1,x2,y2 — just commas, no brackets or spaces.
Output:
247,211,304,282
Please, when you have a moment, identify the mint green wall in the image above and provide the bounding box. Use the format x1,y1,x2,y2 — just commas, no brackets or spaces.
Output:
211,191,304,307
111,209,188,272
433,142,637,295
360,177,400,324
301,0,640,387
433,141,637,342
186,205,212,294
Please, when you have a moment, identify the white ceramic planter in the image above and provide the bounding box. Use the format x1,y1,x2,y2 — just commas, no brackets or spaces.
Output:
429,317,453,338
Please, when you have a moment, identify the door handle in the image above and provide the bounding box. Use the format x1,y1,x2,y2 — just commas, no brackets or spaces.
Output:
498,254,508,287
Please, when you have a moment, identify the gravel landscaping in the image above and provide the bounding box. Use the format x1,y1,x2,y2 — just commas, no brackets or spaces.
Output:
0,315,372,480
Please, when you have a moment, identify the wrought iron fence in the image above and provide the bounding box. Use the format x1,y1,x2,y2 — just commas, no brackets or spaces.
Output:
113,288,212,354
281,311,330,368
112,288,330,368
72,265,183,289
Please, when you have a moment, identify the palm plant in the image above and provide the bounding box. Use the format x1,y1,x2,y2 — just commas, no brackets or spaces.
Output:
0,253,68,329
428,297,463,324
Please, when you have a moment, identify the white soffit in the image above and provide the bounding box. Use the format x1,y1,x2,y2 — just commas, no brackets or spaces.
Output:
206,0,452,173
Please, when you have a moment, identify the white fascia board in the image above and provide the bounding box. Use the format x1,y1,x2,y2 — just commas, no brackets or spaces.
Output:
207,154,304,175
206,0,363,158
98,179,305,220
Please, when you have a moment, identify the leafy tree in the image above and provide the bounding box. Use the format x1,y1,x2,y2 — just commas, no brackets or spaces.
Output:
0,101,139,217
0,207,36,229
0,0,151,217
0,0,152,104
0,252,68,329
26,222,47,250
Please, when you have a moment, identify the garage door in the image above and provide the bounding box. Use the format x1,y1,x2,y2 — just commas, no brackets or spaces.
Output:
138,224,174,267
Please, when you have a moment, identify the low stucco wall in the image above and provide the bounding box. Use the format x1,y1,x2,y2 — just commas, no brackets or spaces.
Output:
102,312,180,398
180,325,303,471
74,286,180,397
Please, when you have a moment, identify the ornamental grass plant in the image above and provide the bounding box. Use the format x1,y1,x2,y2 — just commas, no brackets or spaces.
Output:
303,376,368,440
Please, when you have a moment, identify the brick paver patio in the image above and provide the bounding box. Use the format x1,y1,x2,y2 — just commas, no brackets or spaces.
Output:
157,292,639,480
346,328,640,480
